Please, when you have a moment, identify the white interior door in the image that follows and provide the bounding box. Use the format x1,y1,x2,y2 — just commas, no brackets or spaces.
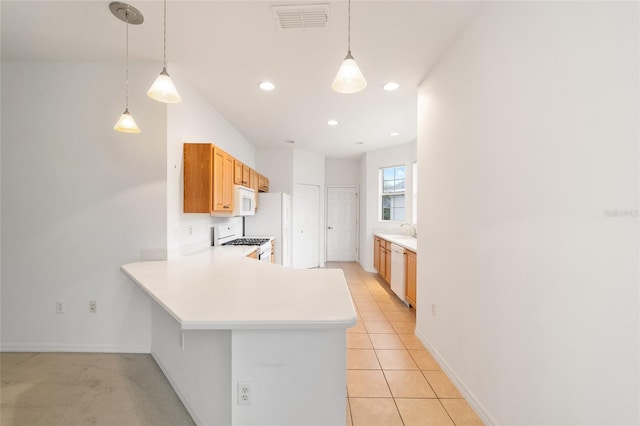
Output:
293,184,320,268
326,187,358,262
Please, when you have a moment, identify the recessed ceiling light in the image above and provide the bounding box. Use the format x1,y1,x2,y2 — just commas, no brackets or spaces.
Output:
354,141,364,145
259,81,275,91
284,139,295,144
390,132,400,136
383,82,400,91
327,119,338,126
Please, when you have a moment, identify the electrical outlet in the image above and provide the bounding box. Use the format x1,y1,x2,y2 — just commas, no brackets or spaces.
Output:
188,225,193,236
56,301,65,314
89,301,97,313
431,304,436,316
237,382,251,405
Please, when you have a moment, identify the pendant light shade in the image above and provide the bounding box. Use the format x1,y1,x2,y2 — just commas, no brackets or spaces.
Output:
332,0,366,94
114,109,141,133
148,0,181,103
332,51,367,94
110,2,143,134
148,67,181,103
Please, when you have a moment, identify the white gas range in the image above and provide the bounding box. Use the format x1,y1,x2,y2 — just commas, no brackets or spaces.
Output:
213,223,272,262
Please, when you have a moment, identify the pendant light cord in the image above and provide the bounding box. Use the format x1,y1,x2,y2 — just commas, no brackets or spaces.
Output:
347,0,351,53
163,0,167,69
125,8,130,110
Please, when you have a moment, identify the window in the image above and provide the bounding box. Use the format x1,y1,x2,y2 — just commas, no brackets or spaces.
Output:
380,165,406,221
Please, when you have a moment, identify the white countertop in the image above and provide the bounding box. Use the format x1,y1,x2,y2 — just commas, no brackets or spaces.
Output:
121,247,357,330
375,233,418,252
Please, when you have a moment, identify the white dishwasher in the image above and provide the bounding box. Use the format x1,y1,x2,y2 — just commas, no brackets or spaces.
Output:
390,243,406,302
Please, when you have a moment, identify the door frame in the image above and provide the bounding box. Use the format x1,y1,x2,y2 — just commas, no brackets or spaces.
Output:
325,185,360,262
293,183,321,269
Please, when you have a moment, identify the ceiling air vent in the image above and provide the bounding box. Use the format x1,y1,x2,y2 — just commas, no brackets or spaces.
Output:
272,4,329,31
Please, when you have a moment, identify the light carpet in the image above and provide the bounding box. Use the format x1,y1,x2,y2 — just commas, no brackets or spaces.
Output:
1,352,194,425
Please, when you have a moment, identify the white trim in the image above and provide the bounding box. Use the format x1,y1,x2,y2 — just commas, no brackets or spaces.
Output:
151,350,203,426
414,328,498,426
0,342,150,353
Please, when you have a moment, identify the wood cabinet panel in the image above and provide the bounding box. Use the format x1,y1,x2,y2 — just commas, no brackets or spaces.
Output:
242,165,250,187
258,174,269,192
383,241,391,283
234,159,244,185
213,147,234,213
405,250,417,308
373,236,381,272
183,144,213,213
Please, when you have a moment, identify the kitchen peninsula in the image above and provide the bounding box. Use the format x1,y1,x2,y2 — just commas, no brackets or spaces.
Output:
121,247,356,425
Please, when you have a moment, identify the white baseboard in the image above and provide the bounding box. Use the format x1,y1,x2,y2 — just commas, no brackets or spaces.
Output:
150,350,203,426
414,328,498,426
0,342,151,353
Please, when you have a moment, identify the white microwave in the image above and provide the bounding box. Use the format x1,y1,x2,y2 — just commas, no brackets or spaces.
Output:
233,185,256,216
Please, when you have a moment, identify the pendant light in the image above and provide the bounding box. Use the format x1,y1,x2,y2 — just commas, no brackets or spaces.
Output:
111,2,144,133
147,0,181,103
332,0,366,94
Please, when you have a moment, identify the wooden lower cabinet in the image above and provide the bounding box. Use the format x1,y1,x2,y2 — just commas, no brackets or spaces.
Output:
405,250,417,308
383,241,391,283
376,238,391,285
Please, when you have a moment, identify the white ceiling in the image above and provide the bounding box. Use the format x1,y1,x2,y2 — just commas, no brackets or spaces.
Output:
1,1,480,158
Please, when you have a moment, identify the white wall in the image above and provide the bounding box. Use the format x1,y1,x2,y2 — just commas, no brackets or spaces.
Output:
416,2,639,424
166,67,255,257
255,146,293,194
325,158,360,186
0,61,166,352
359,142,416,272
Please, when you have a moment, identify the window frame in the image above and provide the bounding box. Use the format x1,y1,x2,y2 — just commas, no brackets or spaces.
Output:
379,164,407,222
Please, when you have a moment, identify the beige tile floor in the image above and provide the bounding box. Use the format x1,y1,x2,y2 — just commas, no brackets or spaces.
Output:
326,261,484,426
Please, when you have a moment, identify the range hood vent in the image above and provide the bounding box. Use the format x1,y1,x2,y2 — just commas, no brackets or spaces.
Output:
272,4,329,30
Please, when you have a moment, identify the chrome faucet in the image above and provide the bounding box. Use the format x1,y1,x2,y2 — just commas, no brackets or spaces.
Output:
401,223,417,238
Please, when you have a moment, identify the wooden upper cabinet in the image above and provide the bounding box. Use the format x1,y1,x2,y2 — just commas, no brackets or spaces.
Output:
242,164,250,187
184,142,268,215
234,160,252,187
234,160,244,185
405,250,417,308
213,147,234,213
258,174,269,192
184,143,213,213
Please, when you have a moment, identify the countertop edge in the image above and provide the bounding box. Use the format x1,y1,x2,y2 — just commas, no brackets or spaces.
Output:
374,233,417,252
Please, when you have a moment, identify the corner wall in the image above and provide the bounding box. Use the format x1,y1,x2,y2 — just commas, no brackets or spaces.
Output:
416,2,639,424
